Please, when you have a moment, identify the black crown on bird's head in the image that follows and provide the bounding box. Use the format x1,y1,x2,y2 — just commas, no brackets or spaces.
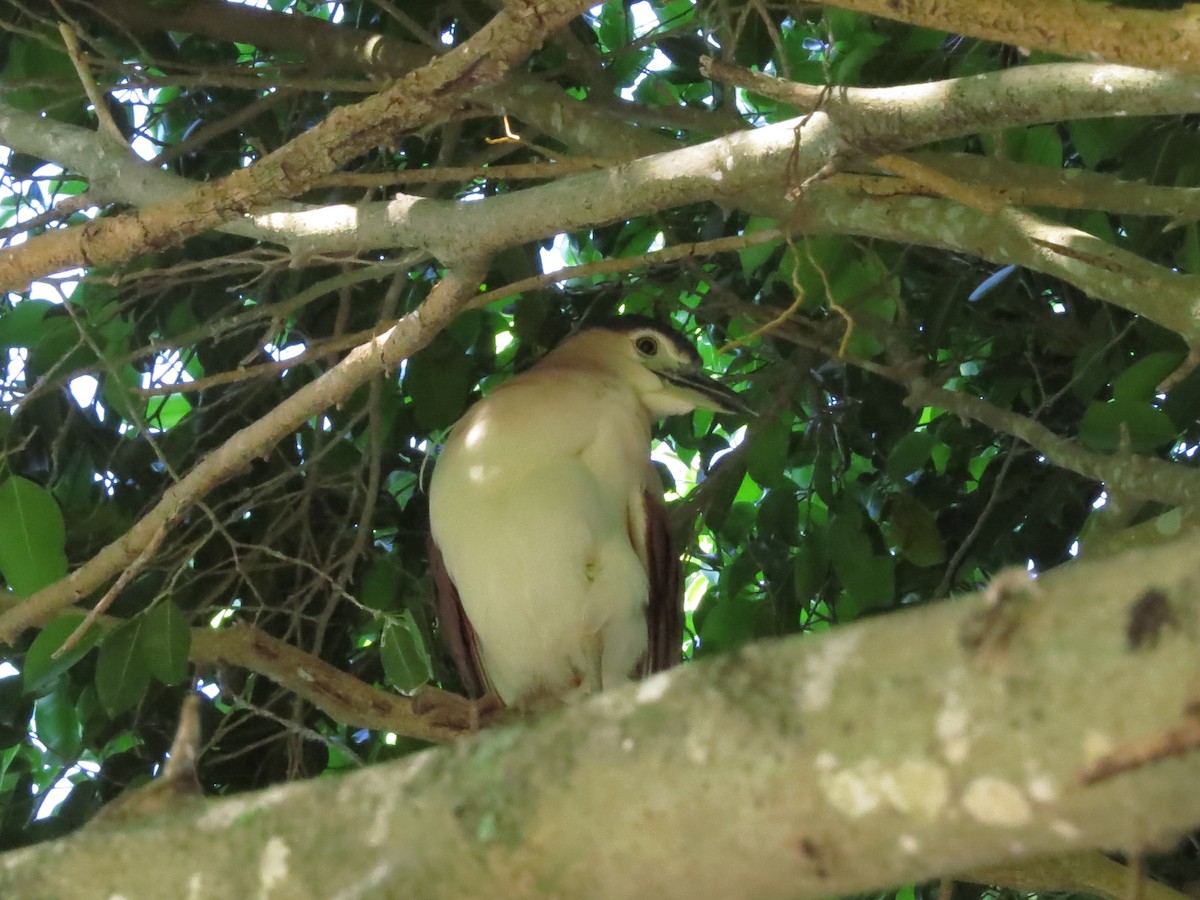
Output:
577,314,702,367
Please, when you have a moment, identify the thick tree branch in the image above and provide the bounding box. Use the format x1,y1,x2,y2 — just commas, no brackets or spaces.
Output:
83,0,682,159
0,259,489,642
10,78,1194,349
271,64,1200,260
826,0,1200,75
5,62,1197,254
793,190,1200,346
839,152,1200,225
3,532,1199,897
4,64,1195,263
84,0,432,75
0,0,589,291
8,75,1195,358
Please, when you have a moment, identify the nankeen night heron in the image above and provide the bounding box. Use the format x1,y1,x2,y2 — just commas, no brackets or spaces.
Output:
428,316,748,710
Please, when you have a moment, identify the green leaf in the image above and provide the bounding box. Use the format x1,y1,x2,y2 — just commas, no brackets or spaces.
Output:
886,494,946,567
0,300,55,348
610,48,652,90
886,431,936,480
829,513,895,611
1079,399,1179,454
33,690,82,758
359,558,403,612
1177,224,1200,275
0,39,81,120
23,615,105,693
793,527,830,605
1067,118,1141,168
778,237,847,308
738,217,781,276
1113,351,1186,402
95,621,152,716
811,447,835,505
1017,124,1063,168
756,487,798,541
101,367,143,424
405,341,474,431
700,460,747,533
596,1,629,53
380,613,432,694
984,125,1062,167
745,416,790,488
843,327,884,358
137,600,191,686
145,393,193,430
0,476,68,597
696,596,759,653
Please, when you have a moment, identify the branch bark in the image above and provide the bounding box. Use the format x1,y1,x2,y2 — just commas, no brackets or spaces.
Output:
0,0,589,291
826,0,1200,75
3,530,1199,897
792,190,1200,346
3,63,1196,259
82,0,687,158
189,623,465,744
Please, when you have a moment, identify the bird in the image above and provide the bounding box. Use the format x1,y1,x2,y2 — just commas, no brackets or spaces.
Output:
428,315,748,712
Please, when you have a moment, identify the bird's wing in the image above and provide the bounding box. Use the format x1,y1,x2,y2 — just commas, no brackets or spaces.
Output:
637,483,684,675
427,535,491,699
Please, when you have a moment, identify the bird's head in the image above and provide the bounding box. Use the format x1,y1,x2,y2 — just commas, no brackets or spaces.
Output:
540,315,750,419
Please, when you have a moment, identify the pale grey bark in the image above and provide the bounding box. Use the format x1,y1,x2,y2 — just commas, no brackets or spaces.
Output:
3,63,1196,342
2,529,1199,899
794,191,1200,346
1,63,1196,257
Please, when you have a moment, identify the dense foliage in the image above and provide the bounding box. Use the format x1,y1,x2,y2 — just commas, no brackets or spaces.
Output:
0,0,1198,889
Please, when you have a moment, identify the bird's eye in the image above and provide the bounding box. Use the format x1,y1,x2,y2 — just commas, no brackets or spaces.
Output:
635,335,659,356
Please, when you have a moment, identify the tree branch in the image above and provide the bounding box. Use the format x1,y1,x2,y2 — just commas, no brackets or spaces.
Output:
83,0,682,159
825,0,1200,75
273,64,1200,260
753,315,1200,509
903,379,1200,508
0,259,489,642
0,590,471,744
835,152,1200,226
4,64,1197,265
189,624,465,745
0,0,589,290
3,531,1200,896
794,190,1200,345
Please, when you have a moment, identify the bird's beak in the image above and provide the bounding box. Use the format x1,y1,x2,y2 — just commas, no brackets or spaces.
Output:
662,368,753,415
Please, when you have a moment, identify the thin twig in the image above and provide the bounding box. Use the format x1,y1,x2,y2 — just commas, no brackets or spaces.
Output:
719,288,806,356
57,22,127,146
934,437,1023,599
467,228,787,309
315,157,626,188
52,521,169,658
